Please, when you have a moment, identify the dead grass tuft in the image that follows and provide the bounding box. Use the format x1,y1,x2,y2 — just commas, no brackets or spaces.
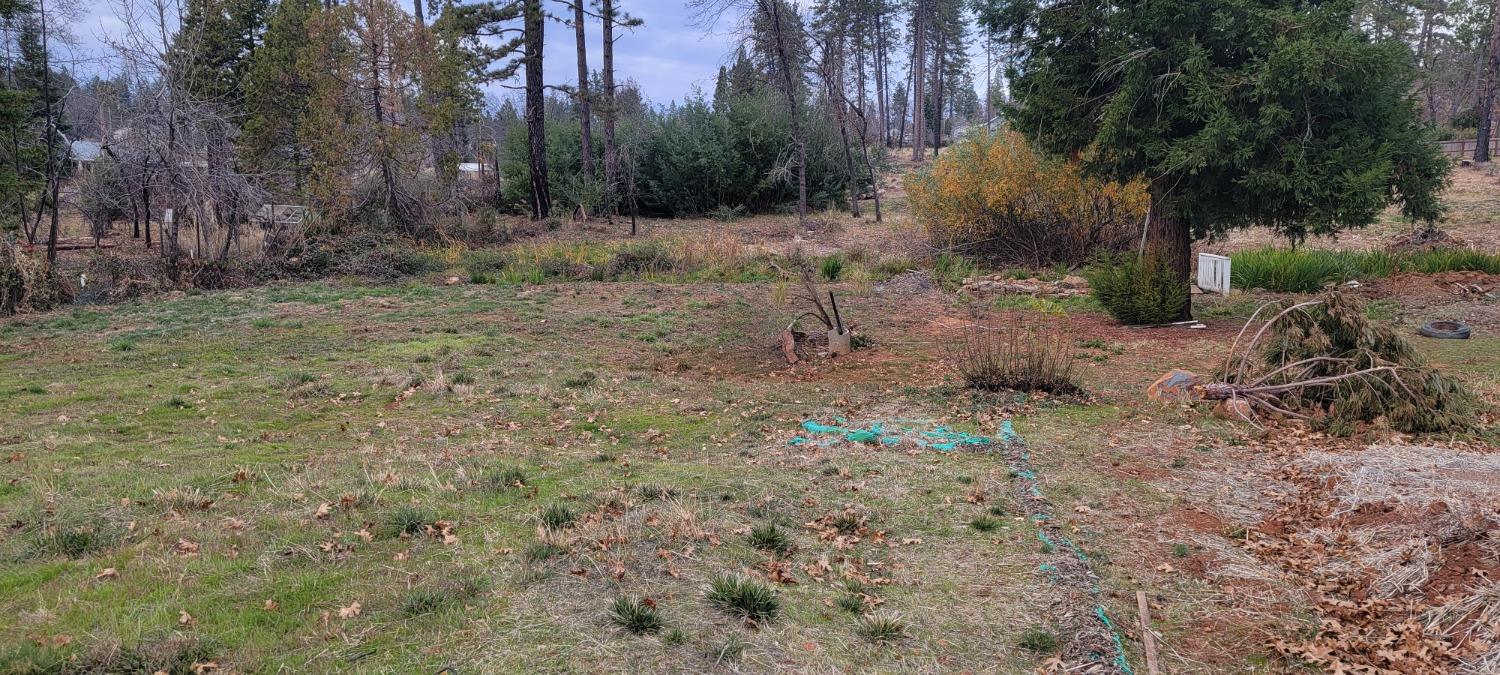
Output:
151,486,216,514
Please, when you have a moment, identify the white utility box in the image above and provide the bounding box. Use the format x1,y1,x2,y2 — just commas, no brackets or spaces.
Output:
1197,253,1231,296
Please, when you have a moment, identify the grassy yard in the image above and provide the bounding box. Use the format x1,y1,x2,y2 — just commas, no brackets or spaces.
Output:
3,233,1498,673
0,280,1086,673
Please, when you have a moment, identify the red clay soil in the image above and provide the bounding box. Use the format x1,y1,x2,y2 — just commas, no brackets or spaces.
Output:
1424,536,1499,602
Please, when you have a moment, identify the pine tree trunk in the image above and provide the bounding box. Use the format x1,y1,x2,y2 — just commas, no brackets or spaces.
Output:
524,0,551,219
412,0,448,179
1147,184,1193,320
984,32,992,124
763,0,806,223
875,15,888,147
910,2,925,161
897,64,908,148
830,34,860,218
573,0,595,180
854,23,866,141
369,31,400,223
932,33,943,155
1477,0,1500,163
602,0,618,221
1418,8,1436,123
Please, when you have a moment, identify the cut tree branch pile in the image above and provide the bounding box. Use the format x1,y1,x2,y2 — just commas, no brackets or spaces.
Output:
1156,292,1474,433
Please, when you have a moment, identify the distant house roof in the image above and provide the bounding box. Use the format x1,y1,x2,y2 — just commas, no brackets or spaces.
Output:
71,140,102,162
458,162,484,173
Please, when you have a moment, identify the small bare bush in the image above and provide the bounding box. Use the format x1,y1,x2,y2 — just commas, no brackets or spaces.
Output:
949,314,1081,395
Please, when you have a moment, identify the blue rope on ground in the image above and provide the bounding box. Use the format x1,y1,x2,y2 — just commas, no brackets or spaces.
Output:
999,420,1135,675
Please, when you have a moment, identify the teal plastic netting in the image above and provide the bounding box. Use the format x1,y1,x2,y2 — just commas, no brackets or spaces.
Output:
790,418,995,451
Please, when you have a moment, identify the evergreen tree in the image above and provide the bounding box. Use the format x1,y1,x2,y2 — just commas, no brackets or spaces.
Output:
0,0,44,235
598,0,640,225
242,0,320,193
173,0,270,108
9,0,67,254
1000,0,1449,318
421,0,522,185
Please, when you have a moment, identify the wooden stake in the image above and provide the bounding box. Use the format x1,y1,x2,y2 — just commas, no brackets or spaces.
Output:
1136,590,1161,675
828,292,844,334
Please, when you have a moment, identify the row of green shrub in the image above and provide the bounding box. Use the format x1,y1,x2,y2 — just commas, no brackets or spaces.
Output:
499,89,868,218
1230,247,1500,293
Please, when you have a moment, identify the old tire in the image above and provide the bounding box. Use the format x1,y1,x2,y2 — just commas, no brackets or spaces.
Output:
1418,320,1471,340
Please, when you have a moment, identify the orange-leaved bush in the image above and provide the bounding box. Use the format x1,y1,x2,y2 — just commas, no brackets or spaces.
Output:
906,129,1148,267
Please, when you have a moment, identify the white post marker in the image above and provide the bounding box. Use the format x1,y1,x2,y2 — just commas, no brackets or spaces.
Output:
1197,252,1231,296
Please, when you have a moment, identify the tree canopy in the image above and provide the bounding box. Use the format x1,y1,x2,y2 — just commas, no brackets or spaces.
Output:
997,0,1450,248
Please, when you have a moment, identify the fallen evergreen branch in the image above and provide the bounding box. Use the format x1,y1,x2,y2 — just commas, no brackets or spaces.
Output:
1208,292,1474,434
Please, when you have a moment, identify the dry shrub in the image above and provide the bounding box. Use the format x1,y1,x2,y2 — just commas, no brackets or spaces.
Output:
948,313,1081,395
79,252,164,304
0,240,72,315
907,129,1148,267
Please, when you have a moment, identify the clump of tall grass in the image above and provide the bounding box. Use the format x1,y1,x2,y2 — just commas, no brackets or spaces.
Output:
747,523,795,555
609,596,665,634
932,253,977,289
1230,247,1500,293
706,573,780,623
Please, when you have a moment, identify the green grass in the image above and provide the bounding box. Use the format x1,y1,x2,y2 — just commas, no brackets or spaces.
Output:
706,573,780,623
968,515,1002,533
702,633,747,663
400,577,485,616
855,613,908,644
820,254,845,281
932,253,977,289
0,269,1433,672
30,523,123,559
1019,626,1059,653
1230,246,1500,293
746,523,795,555
383,505,435,537
456,239,903,286
609,596,665,635
108,336,138,351
539,502,576,530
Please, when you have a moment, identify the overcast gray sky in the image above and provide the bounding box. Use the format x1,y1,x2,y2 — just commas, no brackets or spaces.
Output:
65,0,746,106
63,0,988,110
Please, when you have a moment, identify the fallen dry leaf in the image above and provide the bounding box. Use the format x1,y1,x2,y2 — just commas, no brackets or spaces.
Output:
178,610,194,626
338,601,361,618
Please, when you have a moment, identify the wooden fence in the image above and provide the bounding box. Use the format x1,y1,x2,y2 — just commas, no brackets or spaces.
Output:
1438,137,1500,160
